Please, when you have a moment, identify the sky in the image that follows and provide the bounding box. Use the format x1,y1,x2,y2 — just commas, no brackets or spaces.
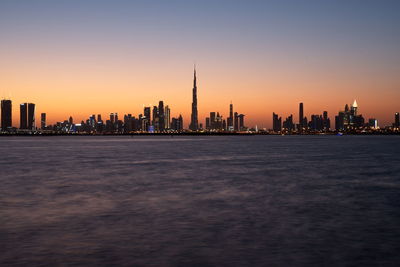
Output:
0,0,399,128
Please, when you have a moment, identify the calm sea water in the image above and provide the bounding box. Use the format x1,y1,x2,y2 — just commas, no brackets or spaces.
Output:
1,135,400,266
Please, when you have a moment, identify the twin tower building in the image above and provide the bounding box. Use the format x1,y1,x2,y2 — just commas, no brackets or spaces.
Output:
1,100,38,131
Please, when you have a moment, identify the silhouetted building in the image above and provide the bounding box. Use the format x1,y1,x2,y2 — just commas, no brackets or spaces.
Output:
232,112,238,131
309,115,322,131
283,114,294,131
41,113,46,130
165,105,170,129
89,114,96,128
299,102,304,130
308,112,330,131
96,118,104,133
323,111,330,130
228,102,234,131
20,104,27,129
171,114,183,131
178,115,183,131
158,101,165,131
189,66,199,131
144,107,151,120
1,99,12,130
141,114,150,131
272,112,282,132
20,103,35,130
142,107,151,131
353,115,365,128
110,113,116,124
28,104,35,130
238,114,245,131
215,112,223,130
335,112,344,131
210,112,216,129
152,106,159,130
124,114,134,132
395,112,399,129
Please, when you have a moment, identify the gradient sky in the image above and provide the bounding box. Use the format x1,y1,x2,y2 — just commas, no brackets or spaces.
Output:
1,0,399,128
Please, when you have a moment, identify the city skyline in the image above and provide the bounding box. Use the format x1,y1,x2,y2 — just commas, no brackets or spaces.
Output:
0,66,399,133
1,84,399,133
1,1,400,127
1,66,398,130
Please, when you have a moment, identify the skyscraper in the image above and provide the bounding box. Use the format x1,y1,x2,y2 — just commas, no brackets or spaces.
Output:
351,100,358,116
158,101,165,131
189,66,198,131
273,112,282,132
323,111,330,130
20,103,27,129
178,114,183,131
165,105,171,129
238,114,245,131
299,102,304,130
283,115,294,131
228,102,234,130
205,117,210,130
110,113,116,124
210,112,216,129
143,106,151,131
1,99,12,130
28,103,35,130
152,106,159,130
144,107,151,121
215,112,223,130
41,113,46,130
395,112,399,129
234,112,239,131
20,103,35,130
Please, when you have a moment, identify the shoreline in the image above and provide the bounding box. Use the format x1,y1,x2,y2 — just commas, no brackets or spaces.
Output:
1,132,399,137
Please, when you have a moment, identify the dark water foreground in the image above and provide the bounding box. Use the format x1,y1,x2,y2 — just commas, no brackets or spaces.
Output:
1,136,399,266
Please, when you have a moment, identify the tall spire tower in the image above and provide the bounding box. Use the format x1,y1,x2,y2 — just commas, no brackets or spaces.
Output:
190,65,199,131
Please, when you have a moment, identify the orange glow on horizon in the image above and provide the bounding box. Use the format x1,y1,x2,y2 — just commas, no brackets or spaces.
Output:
1,55,399,128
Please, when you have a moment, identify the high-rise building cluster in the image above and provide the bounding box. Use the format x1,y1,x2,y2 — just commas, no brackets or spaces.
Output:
273,103,330,133
48,102,184,134
0,98,185,134
1,100,38,132
204,103,246,132
334,100,364,131
272,100,398,134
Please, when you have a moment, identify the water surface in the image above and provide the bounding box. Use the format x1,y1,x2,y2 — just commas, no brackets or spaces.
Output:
1,136,400,266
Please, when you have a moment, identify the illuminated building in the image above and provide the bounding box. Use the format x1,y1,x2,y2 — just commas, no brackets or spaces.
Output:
165,105,170,129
